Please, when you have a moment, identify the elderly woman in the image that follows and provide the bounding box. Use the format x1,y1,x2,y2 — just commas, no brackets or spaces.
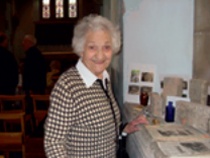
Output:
44,14,147,158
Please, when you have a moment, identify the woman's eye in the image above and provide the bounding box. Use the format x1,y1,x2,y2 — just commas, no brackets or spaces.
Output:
104,45,111,51
88,45,96,50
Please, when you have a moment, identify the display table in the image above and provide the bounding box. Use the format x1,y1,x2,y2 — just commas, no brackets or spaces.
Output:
122,102,210,158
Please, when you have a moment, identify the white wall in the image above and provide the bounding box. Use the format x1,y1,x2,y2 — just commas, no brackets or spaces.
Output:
123,0,194,102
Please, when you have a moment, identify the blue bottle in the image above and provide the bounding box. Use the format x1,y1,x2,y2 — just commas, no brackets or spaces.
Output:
165,101,175,122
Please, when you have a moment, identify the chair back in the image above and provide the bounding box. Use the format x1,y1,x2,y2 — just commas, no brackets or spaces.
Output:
0,95,26,112
31,94,50,127
0,112,25,158
0,94,34,136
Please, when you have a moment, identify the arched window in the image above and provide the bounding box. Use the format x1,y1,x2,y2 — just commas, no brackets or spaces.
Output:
41,0,77,19
42,0,51,18
55,0,64,18
68,0,77,18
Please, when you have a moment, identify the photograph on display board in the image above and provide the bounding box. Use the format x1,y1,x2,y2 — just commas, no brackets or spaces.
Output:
130,69,140,83
141,72,154,82
128,85,140,95
140,86,153,94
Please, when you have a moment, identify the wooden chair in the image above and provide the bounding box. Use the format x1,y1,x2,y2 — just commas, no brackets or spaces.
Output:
0,95,34,134
0,112,26,158
31,94,50,127
0,95,26,112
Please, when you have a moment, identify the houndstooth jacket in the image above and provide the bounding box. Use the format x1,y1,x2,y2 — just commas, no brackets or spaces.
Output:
44,66,121,158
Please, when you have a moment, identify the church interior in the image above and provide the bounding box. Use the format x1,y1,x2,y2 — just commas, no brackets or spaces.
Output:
1,0,210,158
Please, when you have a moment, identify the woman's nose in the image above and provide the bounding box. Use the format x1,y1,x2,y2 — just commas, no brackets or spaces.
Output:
96,48,105,59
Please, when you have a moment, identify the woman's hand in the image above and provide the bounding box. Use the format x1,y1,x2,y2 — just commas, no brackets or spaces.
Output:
123,114,148,134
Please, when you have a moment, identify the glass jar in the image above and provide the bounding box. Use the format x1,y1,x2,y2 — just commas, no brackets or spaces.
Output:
140,91,149,106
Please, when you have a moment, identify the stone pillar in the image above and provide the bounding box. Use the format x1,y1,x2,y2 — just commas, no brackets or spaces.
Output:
193,0,210,83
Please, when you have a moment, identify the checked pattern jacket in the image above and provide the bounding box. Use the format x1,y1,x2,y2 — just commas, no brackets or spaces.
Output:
44,67,121,158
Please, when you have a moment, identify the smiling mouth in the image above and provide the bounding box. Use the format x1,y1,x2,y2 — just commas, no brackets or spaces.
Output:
94,60,105,64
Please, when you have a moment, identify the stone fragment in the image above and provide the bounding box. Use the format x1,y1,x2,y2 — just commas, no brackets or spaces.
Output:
162,77,183,96
189,79,208,105
176,100,210,133
161,77,183,106
149,92,164,118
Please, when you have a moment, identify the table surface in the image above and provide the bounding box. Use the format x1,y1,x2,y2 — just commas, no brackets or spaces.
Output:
122,102,210,158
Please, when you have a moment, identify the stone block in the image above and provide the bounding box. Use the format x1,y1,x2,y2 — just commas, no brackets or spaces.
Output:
161,77,183,106
162,77,183,97
176,100,210,133
189,79,208,105
149,92,164,118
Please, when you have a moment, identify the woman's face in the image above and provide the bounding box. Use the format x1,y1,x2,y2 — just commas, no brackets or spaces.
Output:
81,30,113,79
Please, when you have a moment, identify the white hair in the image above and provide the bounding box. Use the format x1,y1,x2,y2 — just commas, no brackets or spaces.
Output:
72,14,121,56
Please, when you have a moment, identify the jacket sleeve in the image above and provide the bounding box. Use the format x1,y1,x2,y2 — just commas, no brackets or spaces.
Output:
44,79,75,158
117,123,129,158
